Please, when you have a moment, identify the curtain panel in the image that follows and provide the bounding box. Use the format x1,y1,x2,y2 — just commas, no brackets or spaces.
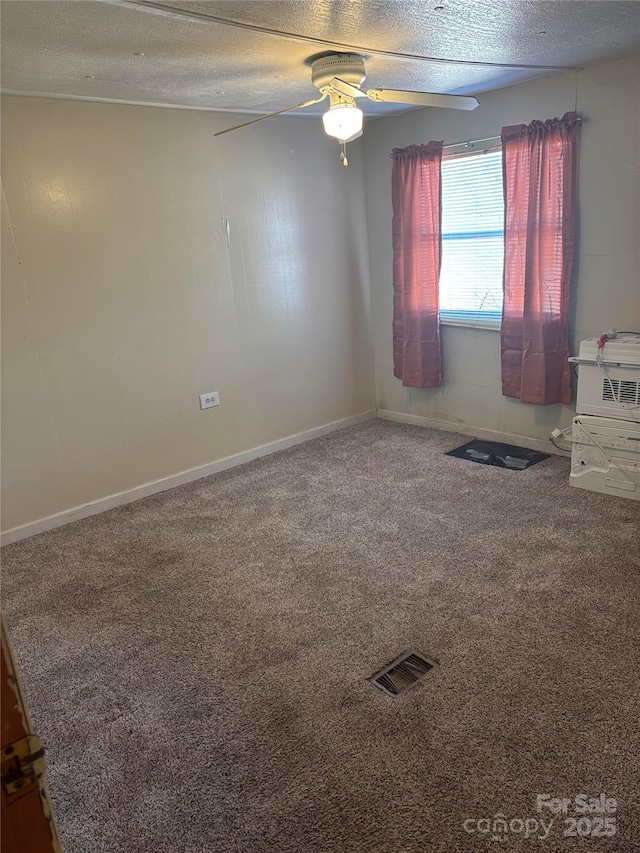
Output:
391,142,443,388
500,112,578,405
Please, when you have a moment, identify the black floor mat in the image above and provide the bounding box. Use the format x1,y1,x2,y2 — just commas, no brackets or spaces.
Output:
446,439,549,470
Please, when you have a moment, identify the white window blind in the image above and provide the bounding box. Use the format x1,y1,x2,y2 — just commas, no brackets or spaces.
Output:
440,149,504,325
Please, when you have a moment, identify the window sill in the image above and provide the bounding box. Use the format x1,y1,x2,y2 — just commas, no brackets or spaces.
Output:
440,319,501,331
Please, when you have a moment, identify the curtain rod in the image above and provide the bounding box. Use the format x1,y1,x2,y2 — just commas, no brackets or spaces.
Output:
443,134,500,150
444,116,583,150
389,116,584,157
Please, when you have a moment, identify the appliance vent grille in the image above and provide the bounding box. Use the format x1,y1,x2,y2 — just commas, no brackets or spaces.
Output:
602,378,640,405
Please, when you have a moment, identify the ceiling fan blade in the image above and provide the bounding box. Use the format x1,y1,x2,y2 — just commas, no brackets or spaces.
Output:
329,78,367,100
213,94,326,136
366,88,479,110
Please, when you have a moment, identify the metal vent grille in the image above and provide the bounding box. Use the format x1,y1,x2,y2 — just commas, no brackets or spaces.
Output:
602,378,640,405
369,651,438,698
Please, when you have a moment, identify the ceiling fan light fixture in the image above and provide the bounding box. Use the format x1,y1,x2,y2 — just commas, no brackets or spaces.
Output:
322,102,363,143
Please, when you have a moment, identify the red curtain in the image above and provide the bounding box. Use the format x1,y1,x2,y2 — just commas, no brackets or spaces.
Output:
500,112,578,405
392,142,443,388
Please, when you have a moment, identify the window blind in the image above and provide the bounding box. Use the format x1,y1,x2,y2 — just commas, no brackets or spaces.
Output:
440,150,504,325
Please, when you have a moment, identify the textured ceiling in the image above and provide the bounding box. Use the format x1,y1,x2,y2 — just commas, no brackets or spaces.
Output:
1,1,639,117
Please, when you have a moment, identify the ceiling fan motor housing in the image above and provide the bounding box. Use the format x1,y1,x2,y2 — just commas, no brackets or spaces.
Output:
311,53,367,92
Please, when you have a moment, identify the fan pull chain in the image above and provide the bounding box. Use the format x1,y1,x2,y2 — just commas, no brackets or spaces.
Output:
340,142,349,166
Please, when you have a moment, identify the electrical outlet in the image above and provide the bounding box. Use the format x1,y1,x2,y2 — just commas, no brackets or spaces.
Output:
199,391,220,410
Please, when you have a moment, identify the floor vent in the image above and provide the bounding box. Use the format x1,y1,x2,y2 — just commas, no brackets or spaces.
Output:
369,651,438,697
446,439,549,470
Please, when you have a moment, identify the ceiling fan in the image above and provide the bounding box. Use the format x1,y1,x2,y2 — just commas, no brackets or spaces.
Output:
214,53,479,164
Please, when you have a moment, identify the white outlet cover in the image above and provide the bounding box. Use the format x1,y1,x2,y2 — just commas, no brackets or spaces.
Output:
200,392,220,410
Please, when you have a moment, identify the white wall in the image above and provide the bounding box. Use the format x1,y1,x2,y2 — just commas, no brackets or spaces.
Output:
1,96,375,533
364,56,640,442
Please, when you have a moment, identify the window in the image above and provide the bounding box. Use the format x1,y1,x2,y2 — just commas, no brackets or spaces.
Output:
439,149,504,326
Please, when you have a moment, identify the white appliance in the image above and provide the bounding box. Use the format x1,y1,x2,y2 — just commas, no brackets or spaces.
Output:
570,416,640,500
569,333,640,500
570,334,640,423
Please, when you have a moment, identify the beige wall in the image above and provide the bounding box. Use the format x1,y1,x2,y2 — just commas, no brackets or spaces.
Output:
364,55,640,441
3,55,639,534
1,97,375,532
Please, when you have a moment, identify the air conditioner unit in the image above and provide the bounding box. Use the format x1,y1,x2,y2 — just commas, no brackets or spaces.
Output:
570,416,640,500
570,334,640,423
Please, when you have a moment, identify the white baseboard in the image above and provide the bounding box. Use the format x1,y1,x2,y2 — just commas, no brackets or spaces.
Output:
1,410,376,546
376,408,561,455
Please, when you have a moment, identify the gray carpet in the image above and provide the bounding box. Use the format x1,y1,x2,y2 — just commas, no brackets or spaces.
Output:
2,420,639,853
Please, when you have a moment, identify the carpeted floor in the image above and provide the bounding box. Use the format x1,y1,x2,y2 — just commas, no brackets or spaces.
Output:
2,420,639,852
